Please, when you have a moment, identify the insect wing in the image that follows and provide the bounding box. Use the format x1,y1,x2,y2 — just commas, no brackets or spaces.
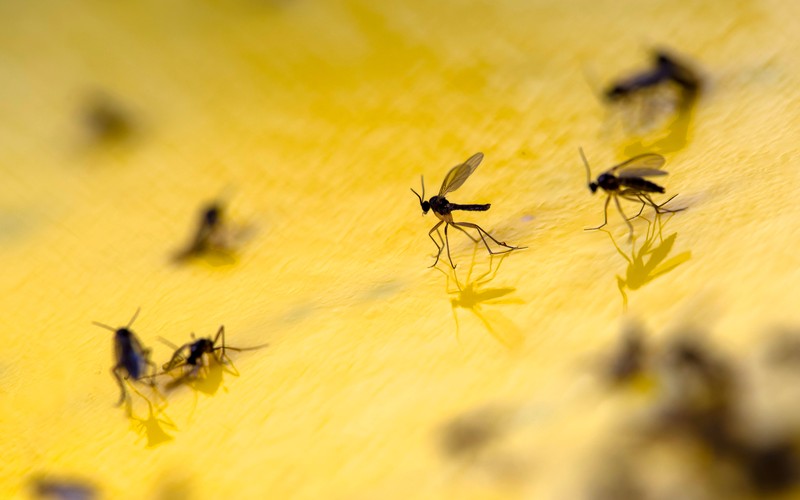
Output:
438,152,484,196
611,154,667,178
163,347,190,371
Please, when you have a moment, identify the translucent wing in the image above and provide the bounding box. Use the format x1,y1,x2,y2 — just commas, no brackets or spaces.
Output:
163,345,191,371
610,154,667,178
438,152,484,196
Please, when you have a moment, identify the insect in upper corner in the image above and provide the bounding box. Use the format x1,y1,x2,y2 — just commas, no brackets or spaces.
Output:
411,152,525,268
604,50,701,104
580,148,685,238
92,308,158,406
160,325,268,377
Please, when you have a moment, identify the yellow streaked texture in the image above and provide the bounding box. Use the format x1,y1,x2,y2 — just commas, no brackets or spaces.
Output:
1,0,799,498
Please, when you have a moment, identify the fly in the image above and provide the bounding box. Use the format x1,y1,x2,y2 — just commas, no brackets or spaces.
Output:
605,50,701,103
411,152,524,268
173,202,225,261
580,148,684,238
92,308,157,406
160,326,268,375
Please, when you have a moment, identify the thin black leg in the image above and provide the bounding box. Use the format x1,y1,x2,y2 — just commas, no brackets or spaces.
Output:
586,196,611,230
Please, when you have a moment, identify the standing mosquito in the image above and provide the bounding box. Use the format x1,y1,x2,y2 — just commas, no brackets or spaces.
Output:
580,148,684,238
92,308,157,406
411,152,523,268
160,326,268,375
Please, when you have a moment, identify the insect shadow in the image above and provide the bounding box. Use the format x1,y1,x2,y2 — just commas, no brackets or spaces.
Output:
436,247,525,349
92,308,159,406
580,148,685,239
125,391,178,449
603,213,691,311
411,152,525,268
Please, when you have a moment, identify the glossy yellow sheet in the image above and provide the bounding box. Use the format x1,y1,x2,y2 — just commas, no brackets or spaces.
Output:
2,0,799,498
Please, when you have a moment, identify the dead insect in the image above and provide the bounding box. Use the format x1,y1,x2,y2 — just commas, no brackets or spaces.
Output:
92,308,157,406
160,326,268,375
605,50,701,104
411,152,524,268
173,201,229,262
580,148,684,238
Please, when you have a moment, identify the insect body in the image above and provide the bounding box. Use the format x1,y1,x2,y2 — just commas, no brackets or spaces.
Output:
161,326,267,374
173,202,226,261
411,152,523,268
581,149,683,237
92,308,157,406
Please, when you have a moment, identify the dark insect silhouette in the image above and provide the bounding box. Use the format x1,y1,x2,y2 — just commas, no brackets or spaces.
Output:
173,202,226,261
411,152,524,268
605,50,701,104
580,148,684,238
92,308,157,406
160,325,268,375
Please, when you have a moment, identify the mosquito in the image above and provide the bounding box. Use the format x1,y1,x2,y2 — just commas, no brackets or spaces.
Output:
92,308,157,406
580,148,684,238
160,326,268,375
411,152,524,268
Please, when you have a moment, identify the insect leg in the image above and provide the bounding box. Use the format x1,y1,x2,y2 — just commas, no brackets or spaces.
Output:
427,221,444,267
586,196,611,230
452,222,521,255
214,326,229,364
444,223,456,268
112,365,127,407
619,191,647,220
613,195,635,239
643,193,685,214
449,223,480,243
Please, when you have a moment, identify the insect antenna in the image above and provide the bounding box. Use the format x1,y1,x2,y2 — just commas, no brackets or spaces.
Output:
410,176,429,213
126,307,141,329
92,321,117,332
579,148,592,184
410,176,425,201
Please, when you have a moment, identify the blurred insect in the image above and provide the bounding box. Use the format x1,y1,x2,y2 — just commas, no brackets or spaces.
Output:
173,201,227,261
411,152,524,268
30,475,97,500
92,308,157,406
605,50,700,103
580,148,684,238
83,92,135,145
160,326,268,375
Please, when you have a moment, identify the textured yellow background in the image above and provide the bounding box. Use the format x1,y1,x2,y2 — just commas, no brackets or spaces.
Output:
1,0,799,498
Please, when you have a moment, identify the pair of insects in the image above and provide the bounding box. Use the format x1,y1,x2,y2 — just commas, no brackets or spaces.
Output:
93,309,260,405
412,150,682,265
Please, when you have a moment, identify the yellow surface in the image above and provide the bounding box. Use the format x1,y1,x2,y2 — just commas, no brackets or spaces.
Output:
1,0,800,498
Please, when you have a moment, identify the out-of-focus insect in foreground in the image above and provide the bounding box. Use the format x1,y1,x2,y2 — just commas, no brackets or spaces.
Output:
580,148,684,238
411,152,524,268
92,308,157,406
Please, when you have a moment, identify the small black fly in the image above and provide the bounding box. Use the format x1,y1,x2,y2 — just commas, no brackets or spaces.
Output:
160,326,268,375
92,308,157,406
580,148,684,238
411,152,524,268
